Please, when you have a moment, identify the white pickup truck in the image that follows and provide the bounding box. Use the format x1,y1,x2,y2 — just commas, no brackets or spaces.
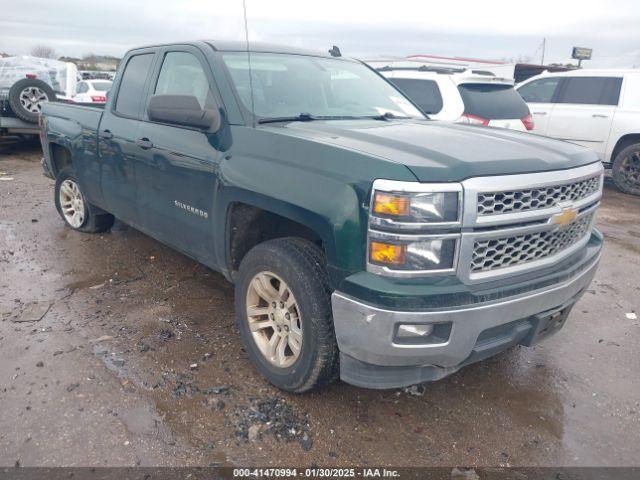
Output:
517,69,640,195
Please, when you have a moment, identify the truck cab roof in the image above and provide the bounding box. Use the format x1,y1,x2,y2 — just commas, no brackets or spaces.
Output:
126,40,345,60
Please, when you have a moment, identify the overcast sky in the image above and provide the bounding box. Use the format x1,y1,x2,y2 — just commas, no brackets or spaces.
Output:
1,0,639,67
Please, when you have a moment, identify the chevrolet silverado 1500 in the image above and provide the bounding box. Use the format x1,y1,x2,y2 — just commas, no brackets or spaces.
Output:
40,41,604,391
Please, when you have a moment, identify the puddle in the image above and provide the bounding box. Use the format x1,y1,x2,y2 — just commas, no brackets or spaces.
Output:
65,276,108,291
120,406,165,437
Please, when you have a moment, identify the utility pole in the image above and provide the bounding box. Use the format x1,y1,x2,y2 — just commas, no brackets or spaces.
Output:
541,38,546,65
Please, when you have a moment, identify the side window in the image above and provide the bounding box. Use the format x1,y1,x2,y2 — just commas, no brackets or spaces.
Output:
114,53,154,117
388,78,443,114
517,78,561,103
154,52,211,109
77,82,88,94
557,77,622,106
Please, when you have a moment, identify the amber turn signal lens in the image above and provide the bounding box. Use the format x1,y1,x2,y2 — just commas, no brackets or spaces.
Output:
373,193,409,216
370,241,406,265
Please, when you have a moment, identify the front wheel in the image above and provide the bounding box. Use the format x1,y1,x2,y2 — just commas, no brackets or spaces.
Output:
54,167,114,233
612,143,640,196
234,238,339,392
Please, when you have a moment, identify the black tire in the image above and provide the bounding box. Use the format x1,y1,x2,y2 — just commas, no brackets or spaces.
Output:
612,143,640,196
8,78,57,123
54,167,114,233
235,237,339,392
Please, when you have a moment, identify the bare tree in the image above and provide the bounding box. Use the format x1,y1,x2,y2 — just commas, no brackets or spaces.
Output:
30,45,57,59
82,52,97,62
80,52,98,70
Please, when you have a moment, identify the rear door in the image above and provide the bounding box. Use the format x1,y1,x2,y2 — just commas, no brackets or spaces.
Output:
98,50,156,225
545,76,622,159
516,77,562,134
135,46,224,264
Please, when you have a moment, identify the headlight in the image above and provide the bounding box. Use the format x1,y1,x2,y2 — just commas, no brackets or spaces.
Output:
373,191,459,223
367,179,462,277
370,180,462,229
368,236,458,273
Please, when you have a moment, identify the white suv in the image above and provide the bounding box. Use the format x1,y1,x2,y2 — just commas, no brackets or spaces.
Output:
517,69,640,195
376,65,533,132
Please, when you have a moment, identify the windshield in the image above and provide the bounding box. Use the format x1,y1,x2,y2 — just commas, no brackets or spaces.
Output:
90,81,112,92
221,52,424,120
457,83,529,120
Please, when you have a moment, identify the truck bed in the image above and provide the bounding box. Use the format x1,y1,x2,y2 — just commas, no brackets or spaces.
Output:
41,102,104,143
42,102,103,125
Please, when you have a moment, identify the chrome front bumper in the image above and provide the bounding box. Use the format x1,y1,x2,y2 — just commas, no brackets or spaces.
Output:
331,246,601,389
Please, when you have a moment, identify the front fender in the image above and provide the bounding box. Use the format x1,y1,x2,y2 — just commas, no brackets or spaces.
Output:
214,180,365,289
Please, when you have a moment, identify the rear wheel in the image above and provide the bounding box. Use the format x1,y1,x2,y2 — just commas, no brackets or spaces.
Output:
612,143,640,196
235,238,339,392
54,167,114,233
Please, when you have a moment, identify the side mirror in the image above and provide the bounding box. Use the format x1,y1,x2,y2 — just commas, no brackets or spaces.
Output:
147,94,221,131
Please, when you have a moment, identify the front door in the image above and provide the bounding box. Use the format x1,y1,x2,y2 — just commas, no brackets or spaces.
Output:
135,48,224,265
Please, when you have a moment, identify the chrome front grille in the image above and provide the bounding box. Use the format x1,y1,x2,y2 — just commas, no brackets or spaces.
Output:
470,212,595,273
458,163,604,283
477,175,601,216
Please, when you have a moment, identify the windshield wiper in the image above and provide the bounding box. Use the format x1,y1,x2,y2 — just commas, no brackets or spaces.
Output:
258,113,317,124
370,112,412,120
257,112,415,124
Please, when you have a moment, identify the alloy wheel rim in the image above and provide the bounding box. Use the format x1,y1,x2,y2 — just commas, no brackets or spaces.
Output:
59,179,86,228
619,152,640,188
19,86,49,113
246,271,302,368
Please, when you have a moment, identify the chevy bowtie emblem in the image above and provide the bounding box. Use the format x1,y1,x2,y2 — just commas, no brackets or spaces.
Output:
551,207,578,227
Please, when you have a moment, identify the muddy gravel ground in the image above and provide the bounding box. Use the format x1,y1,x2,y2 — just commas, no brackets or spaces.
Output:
1,141,639,468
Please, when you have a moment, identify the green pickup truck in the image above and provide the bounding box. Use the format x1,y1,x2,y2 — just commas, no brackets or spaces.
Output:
41,41,604,391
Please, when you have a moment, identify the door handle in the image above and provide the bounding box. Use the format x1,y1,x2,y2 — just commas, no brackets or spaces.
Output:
592,114,609,118
136,138,154,149
533,111,547,115
99,129,113,140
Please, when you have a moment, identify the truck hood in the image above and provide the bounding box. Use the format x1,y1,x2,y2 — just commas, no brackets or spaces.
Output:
264,119,598,182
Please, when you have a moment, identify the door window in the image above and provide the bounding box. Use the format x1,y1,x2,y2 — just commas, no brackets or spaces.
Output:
387,78,443,114
77,82,88,94
556,77,622,106
154,52,212,109
517,77,561,103
114,53,154,117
